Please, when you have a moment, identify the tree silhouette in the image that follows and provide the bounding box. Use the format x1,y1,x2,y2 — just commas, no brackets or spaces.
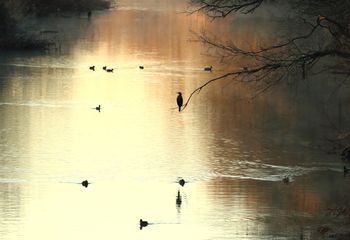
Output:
182,0,350,110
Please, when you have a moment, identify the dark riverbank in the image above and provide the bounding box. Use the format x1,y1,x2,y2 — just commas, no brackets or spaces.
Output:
0,0,112,50
23,0,111,16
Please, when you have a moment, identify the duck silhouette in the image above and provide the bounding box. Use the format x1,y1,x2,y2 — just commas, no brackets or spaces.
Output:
94,105,101,112
139,65,144,69
178,178,185,187
89,66,95,71
204,66,212,71
139,219,148,229
282,176,290,184
106,68,114,72
81,180,89,188
102,66,107,70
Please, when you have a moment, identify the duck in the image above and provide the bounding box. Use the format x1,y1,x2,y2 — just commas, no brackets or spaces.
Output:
341,147,350,161
139,219,148,229
81,180,89,188
178,178,185,187
204,66,212,71
89,66,95,71
102,66,107,70
139,65,144,69
282,176,289,184
106,68,114,72
95,105,101,112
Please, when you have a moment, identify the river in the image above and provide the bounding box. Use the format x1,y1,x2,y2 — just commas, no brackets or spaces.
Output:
0,1,349,239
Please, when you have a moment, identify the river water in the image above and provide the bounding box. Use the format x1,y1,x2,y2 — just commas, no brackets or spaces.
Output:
1,1,349,240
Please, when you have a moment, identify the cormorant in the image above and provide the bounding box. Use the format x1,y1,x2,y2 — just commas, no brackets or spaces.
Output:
177,92,183,112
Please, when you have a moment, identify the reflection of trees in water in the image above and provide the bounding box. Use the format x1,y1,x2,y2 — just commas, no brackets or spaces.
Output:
0,183,23,239
185,0,350,150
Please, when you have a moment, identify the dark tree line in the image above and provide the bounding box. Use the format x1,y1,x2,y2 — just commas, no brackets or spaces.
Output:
0,0,111,49
21,0,110,15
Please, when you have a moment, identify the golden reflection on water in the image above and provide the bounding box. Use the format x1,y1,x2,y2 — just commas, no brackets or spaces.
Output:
1,1,350,240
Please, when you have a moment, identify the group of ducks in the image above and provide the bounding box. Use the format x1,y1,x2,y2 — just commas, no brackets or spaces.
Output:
89,65,114,72
89,65,213,73
80,178,186,230
89,65,145,73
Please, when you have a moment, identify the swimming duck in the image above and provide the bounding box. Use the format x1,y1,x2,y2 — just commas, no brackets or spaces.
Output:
103,66,107,70
178,178,185,187
106,68,114,72
95,105,101,112
81,180,89,188
89,66,95,71
282,176,289,184
139,66,144,69
204,66,212,71
139,219,148,229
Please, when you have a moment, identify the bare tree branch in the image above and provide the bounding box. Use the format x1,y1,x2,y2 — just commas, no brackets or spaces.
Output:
188,0,264,17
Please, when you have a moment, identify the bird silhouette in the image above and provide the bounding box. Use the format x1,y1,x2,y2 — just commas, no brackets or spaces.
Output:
178,178,185,187
81,180,89,188
139,66,144,69
282,176,289,184
204,66,212,71
102,66,107,70
95,105,101,112
139,219,148,229
106,68,113,72
177,92,183,112
89,66,95,71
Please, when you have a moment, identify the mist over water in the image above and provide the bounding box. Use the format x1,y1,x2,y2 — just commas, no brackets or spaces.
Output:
1,1,349,240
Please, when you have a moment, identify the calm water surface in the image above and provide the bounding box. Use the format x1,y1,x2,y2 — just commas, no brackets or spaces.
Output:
1,1,349,240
